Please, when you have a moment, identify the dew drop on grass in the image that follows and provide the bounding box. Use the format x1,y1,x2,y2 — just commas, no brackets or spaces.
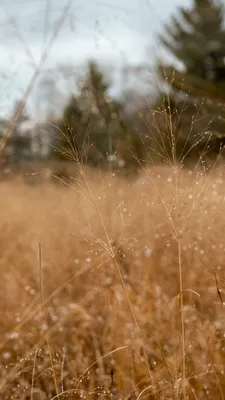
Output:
6,332,19,340
41,323,48,331
145,248,152,257
2,352,11,360
50,314,58,322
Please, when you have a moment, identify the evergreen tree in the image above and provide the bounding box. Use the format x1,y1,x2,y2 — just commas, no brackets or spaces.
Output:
157,0,225,164
56,61,144,171
159,0,225,79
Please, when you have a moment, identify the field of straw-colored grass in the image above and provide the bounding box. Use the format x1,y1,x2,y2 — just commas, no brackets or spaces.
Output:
1,164,225,399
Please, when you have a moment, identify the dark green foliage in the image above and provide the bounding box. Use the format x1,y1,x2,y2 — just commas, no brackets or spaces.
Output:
55,61,144,172
157,0,225,165
159,0,225,78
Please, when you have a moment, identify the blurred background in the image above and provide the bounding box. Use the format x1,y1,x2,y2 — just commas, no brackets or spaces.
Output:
0,0,190,109
1,0,225,179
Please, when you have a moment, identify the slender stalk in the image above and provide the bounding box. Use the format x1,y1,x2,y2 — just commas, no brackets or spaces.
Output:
177,238,186,399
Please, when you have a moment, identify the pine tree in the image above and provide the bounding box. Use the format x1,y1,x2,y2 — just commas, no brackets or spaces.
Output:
56,61,144,171
157,0,225,164
159,0,225,79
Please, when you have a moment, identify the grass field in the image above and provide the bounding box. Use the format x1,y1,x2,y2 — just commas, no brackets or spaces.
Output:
1,163,225,399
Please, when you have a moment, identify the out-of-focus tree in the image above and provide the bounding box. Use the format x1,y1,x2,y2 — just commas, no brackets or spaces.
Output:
0,100,33,165
55,61,145,172
156,0,225,165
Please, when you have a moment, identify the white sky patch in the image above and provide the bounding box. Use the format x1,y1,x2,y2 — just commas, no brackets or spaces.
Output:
0,0,191,116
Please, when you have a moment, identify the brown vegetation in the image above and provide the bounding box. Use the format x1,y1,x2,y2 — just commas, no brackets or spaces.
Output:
1,164,225,399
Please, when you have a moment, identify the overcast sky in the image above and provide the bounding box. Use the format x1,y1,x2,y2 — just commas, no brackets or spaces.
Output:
0,0,191,117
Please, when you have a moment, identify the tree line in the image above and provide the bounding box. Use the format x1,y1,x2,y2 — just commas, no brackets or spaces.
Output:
1,0,225,173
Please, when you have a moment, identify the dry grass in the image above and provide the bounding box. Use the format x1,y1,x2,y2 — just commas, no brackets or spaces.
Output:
1,163,225,399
